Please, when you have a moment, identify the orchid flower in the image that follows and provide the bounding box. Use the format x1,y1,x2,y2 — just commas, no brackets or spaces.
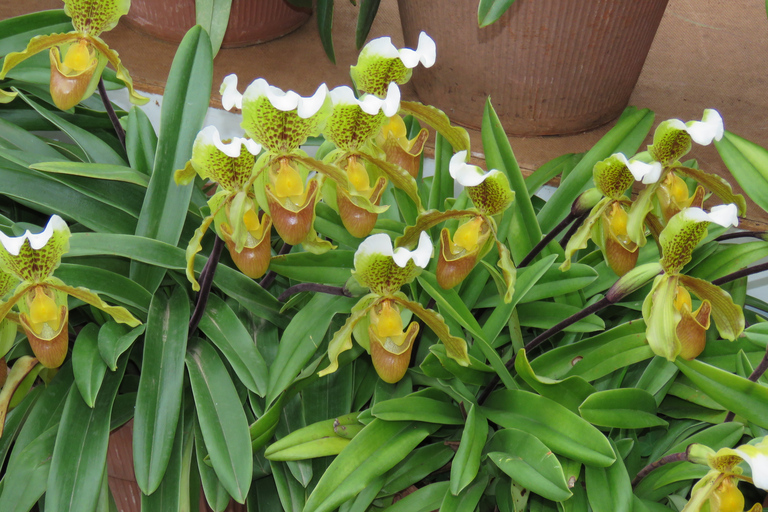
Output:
684,439,768,512
375,114,429,179
319,232,469,383
0,216,140,368
350,32,436,98
642,205,744,361
175,126,269,287
0,0,148,110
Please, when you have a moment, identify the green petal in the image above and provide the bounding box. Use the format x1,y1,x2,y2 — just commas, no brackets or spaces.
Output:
0,217,70,283
88,35,149,105
64,0,129,36
301,228,336,255
659,210,710,274
496,240,516,304
318,298,379,377
0,89,17,104
626,182,661,247
674,166,747,216
0,33,80,79
642,274,681,361
399,101,471,154
323,105,387,151
359,153,423,211
560,198,611,272
0,269,19,298
0,283,35,324
678,274,745,341
391,296,469,366
648,119,693,166
593,154,635,199
350,49,412,98
184,214,215,291
467,170,515,216
46,277,141,327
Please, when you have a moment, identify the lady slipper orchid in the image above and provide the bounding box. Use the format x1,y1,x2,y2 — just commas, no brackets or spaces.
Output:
375,114,429,179
684,439,768,512
437,216,492,289
642,205,743,361
0,216,140,368
0,0,148,110
174,126,270,286
449,151,514,216
319,232,469,383
351,32,436,98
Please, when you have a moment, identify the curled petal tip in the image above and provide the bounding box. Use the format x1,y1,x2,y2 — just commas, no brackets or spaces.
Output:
220,74,243,110
449,151,495,187
685,108,724,146
393,231,433,268
0,215,68,256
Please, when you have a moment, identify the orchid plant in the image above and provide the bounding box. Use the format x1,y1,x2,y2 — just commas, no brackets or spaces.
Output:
4,3,768,512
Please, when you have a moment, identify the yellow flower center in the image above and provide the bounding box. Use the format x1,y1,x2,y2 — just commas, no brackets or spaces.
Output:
375,301,403,339
454,217,484,252
380,115,408,140
712,477,745,512
346,156,371,193
242,207,264,238
28,286,61,335
274,159,304,199
674,285,692,312
609,202,629,236
62,40,92,72
666,173,690,204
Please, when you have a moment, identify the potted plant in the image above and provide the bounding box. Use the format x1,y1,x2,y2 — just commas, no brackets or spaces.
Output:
2,2,768,512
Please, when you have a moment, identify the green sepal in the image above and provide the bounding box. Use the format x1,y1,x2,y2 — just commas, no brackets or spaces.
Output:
495,240,516,304
0,89,17,104
678,274,745,342
174,160,197,186
593,154,635,199
560,197,612,272
400,101,471,153
642,274,681,361
396,209,479,248
659,210,710,274
467,170,515,216
64,0,130,36
0,283,34,324
350,47,412,97
318,296,379,377
648,119,693,166
0,225,70,285
323,104,387,151
359,153,423,211
626,181,661,247
390,296,470,366
45,276,141,328
353,247,422,296
0,33,79,79
674,166,748,216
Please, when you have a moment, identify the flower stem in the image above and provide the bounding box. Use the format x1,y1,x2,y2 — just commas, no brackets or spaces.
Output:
631,452,689,488
724,344,768,422
97,78,126,149
712,261,768,286
518,212,577,268
278,283,352,302
188,235,224,336
258,242,293,290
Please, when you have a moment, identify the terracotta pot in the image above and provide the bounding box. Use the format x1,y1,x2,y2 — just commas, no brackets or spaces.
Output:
397,0,669,135
125,0,312,48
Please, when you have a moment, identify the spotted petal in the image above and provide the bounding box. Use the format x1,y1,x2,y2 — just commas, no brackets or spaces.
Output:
351,32,436,97
323,84,400,151
660,206,738,273
678,274,744,342
241,79,331,153
0,216,70,283
592,154,636,199
64,0,129,36
610,153,662,186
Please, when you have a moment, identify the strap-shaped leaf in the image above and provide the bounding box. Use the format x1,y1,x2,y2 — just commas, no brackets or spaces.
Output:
477,0,516,27
71,323,107,407
450,403,488,495
515,349,596,414
316,0,335,63
716,130,768,214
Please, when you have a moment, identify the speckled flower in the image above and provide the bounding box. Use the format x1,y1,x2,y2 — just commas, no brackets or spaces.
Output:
0,216,140,368
449,151,514,216
0,0,147,110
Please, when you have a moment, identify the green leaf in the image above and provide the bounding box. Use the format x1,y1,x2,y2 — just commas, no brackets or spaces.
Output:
195,0,233,56
514,349,596,414
381,442,454,496
381,481,450,512
519,264,599,303
439,471,488,512
125,106,157,175
675,357,768,429
516,302,605,332
482,389,616,467
71,323,108,408
269,250,355,286
30,161,150,186
199,294,269,396
584,440,633,512
689,241,768,281
371,396,464,424
317,0,335,63
478,0,516,27
186,338,253,503
45,353,127,512
131,26,213,293
133,287,190,494
487,429,572,502
579,388,668,429
537,107,654,232
715,130,768,213
0,425,57,512
355,0,381,49
56,263,151,313
196,418,231,512
304,419,438,512
97,321,146,371
0,10,72,56
450,403,489,495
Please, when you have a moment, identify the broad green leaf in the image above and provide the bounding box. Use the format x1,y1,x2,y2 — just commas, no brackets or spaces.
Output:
186,338,252,502
125,105,157,175
131,26,213,293
380,442,454,496
439,471,488,512
450,404,488,495
371,396,463,424
427,133,455,212
196,418,231,512
97,321,145,371
537,107,654,232
675,357,768,429
269,250,355,286
381,481,450,512
690,241,768,281
0,386,42,470
0,356,40,436
519,264,599,303
268,294,357,403
71,323,108,407
579,388,668,429
0,425,58,512
515,349,596,413
56,263,151,313
0,116,62,159
31,161,150,186
304,419,438,512
482,389,615,467
584,440,632,512
487,429,572,502
199,294,268,396
715,130,768,213
45,354,127,512
478,0,516,26
516,302,605,332
133,287,190,494
0,10,72,56
270,460,306,512
195,0,233,56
